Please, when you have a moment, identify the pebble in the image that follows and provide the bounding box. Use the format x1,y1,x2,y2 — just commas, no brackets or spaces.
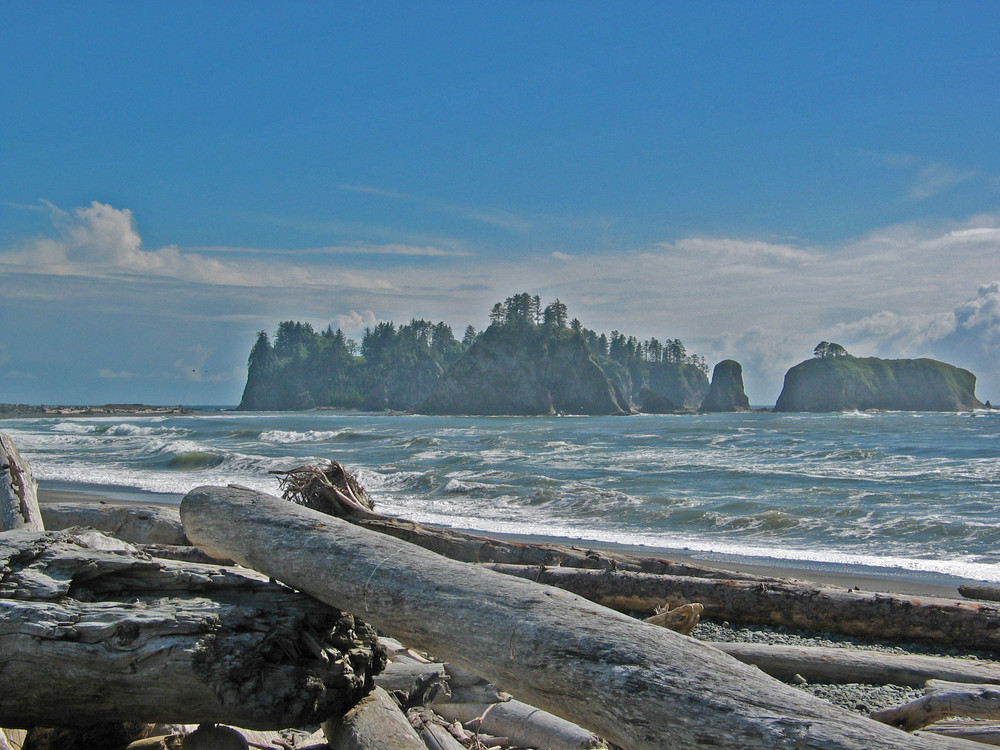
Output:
690,620,983,715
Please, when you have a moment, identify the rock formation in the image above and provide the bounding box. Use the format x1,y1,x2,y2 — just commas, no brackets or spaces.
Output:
422,324,626,415
774,356,983,412
700,360,751,412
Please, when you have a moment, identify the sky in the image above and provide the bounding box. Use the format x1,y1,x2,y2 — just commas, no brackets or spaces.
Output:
2,2,1000,407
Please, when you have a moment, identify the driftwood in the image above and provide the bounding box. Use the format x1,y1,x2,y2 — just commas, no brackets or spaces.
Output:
39,501,188,545
434,700,607,750
917,720,1000,746
0,433,42,532
487,563,1000,653
322,687,426,750
180,485,970,750
710,642,1000,687
273,461,762,579
872,680,1000,731
959,584,1000,602
0,527,384,730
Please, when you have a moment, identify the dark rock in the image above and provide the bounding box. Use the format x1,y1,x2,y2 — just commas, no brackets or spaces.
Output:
700,360,751,412
636,387,678,414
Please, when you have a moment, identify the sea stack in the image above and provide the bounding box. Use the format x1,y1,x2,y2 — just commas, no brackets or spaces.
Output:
700,360,751,412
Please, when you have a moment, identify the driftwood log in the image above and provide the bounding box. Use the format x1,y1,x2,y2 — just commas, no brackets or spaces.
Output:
0,433,42,532
959,584,1000,602
872,680,1000,731
710,642,1000,687
322,687,426,750
180,485,971,750
0,527,384,729
487,563,1000,653
39,501,188,545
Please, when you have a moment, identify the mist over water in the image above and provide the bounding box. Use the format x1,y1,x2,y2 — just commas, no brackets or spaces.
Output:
5,409,999,581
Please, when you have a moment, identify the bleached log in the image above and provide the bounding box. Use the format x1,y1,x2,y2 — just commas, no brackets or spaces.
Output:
916,720,1000,746
181,485,963,750
434,700,607,750
322,687,426,750
0,528,383,729
0,433,42,532
710,642,1000,687
487,563,1000,653
872,681,1000,731
39,501,187,545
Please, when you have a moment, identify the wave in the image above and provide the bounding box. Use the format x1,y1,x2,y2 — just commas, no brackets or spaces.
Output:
258,429,382,443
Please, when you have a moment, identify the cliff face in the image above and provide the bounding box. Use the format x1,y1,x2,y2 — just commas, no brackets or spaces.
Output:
701,360,751,412
645,362,710,411
422,325,626,415
773,356,983,412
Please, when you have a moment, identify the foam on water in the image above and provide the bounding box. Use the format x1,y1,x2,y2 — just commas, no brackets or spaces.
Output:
7,409,999,585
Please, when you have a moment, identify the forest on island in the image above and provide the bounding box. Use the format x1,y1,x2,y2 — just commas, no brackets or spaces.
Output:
238,293,711,414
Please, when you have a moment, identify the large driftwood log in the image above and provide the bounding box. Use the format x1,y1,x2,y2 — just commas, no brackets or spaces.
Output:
0,433,42,532
872,680,1000,731
180,485,963,750
0,528,384,729
710,642,1000,687
487,563,1000,652
959,584,1000,602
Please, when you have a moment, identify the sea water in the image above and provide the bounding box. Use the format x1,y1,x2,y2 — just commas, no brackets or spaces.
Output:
4,409,999,583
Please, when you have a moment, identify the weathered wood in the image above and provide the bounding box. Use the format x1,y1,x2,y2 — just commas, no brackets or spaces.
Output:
486,563,1000,653
959,584,1000,602
0,528,384,729
181,485,961,750
39,501,187,545
872,680,1000,731
322,687,426,750
0,433,42,532
710,642,1000,687
434,700,607,750
918,720,1000,746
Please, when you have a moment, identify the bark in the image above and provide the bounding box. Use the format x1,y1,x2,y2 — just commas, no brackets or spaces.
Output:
710,642,1000,687
180,485,959,750
0,433,42,532
486,563,1000,652
0,528,384,730
321,687,426,750
871,681,1000,731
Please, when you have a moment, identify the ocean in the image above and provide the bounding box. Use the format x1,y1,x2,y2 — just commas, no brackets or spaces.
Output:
4,409,999,584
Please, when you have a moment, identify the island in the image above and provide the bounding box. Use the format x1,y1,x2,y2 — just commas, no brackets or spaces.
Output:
773,343,984,412
237,293,750,415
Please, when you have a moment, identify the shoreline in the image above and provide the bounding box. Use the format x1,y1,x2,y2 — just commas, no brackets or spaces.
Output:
37,486,981,600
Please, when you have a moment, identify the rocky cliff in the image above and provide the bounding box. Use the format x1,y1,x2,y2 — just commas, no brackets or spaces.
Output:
700,360,751,412
422,324,626,415
773,356,983,412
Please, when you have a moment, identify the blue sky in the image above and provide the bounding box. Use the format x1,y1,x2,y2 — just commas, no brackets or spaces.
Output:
3,2,1000,406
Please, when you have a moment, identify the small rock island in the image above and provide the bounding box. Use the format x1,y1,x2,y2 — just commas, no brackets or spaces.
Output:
774,342,983,412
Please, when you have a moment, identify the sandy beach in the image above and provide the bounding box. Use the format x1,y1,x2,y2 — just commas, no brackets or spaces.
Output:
37,485,982,600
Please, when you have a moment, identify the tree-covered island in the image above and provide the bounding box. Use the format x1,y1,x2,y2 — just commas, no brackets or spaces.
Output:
238,293,726,414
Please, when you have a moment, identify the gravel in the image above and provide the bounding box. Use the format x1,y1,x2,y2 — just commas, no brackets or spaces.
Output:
693,620,996,715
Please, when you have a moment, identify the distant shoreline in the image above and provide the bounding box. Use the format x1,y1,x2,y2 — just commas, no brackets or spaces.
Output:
0,403,196,419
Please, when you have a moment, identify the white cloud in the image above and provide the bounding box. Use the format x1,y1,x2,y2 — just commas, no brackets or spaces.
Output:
0,201,398,292
98,368,137,379
332,309,377,334
551,251,573,260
